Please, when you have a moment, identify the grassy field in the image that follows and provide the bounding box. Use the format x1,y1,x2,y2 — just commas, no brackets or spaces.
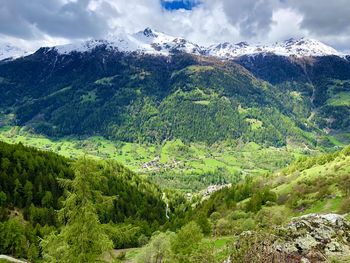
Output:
271,150,350,215
3,123,349,192
0,125,313,191
115,236,233,263
327,91,350,107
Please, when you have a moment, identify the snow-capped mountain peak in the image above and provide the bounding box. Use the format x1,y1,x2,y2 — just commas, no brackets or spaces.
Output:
207,37,341,58
0,43,32,61
52,27,203,56
138,27,159,38
270,37,341,57
1,30,344,61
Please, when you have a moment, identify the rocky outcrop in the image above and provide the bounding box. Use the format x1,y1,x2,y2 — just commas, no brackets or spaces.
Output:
276,213,350,262
226,213,350,263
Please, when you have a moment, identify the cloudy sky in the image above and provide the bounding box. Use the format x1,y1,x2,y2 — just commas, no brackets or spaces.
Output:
1,0,349,52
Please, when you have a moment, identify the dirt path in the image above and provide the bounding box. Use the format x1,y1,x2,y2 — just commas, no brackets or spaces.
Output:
0,255,27,263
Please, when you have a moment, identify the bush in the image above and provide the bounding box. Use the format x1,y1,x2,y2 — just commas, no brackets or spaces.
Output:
229,210,249,220
228,231,300,263
231,218,256,234
216,218,231,236
137,234,149,247
171,221,203,257
136,232,174,263
339,197,350,214
189,240,218,263
256,207,289,228
116,251,126,260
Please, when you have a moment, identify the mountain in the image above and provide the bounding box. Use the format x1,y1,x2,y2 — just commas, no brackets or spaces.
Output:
0,43,32,61
0,48,316,147
49,29,345,59
0,28,349,147
47,31,345,59
1,28,350,263
51,27,203,56
235,54,350,133
1,28,344,61
207,38,342,58
188,145,350,262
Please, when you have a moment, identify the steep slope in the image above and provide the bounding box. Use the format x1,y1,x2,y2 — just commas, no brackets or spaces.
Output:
0,29,348,147
0,49,315,146
0,141,166,228
0,141,168,260
193,144,350,221
235,54,350,135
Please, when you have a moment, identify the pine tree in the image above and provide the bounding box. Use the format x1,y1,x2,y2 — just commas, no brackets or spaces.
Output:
41,158,113,263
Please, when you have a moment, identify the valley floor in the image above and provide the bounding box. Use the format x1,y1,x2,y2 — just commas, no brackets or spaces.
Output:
0,126,311,192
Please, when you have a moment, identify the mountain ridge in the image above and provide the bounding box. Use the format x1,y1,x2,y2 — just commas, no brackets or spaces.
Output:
0,28,346,61
0,43,32,61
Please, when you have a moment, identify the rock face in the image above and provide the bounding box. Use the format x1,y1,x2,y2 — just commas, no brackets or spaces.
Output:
276,214,350,262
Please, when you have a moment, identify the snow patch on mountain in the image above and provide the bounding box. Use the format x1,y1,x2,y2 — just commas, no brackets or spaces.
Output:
207,38,342,58
4,28,344,60
52,28,202,56
0,44,32,61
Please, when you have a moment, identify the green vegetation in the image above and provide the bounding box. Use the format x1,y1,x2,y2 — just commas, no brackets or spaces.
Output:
0,141,167,261
1,141,350,262
1,51,350,262
0,126,311,191
327,91,350,107
41,158,113,263
0,53,334,148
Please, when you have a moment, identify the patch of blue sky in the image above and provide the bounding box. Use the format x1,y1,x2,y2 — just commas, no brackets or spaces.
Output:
161,0,201,11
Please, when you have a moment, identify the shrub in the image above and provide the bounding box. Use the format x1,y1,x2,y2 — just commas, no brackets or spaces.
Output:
135,232,173,263
339,197,350,214
256,207,289,228
229,210,249,220
228,231,300,263
216,218,231,236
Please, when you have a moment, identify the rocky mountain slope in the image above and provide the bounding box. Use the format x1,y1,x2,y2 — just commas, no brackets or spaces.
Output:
0,28,349,147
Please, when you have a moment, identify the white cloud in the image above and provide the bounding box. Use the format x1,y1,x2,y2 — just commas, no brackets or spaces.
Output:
0,0,349,52
267,8,305,43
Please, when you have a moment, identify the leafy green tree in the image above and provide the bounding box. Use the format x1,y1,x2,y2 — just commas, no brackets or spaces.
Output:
41,191,54,207
41,158,113,263
24,180,33,207
195,213,212,235
171,221,203,262
339,175,350,196
0,191,7,207
136,232,174,263
13,179,23,207
210,211,221,236
0,191,7,220
189,240,217,263
28,243,39,262
0,219,27,258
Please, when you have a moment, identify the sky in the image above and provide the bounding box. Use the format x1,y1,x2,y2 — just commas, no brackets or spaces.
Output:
0,0,349,52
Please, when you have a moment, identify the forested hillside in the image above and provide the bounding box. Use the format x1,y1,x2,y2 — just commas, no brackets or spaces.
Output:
236,54,350,133
132,145,350,263
0,41,350,263
0,50,338,147
0,141,167,260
